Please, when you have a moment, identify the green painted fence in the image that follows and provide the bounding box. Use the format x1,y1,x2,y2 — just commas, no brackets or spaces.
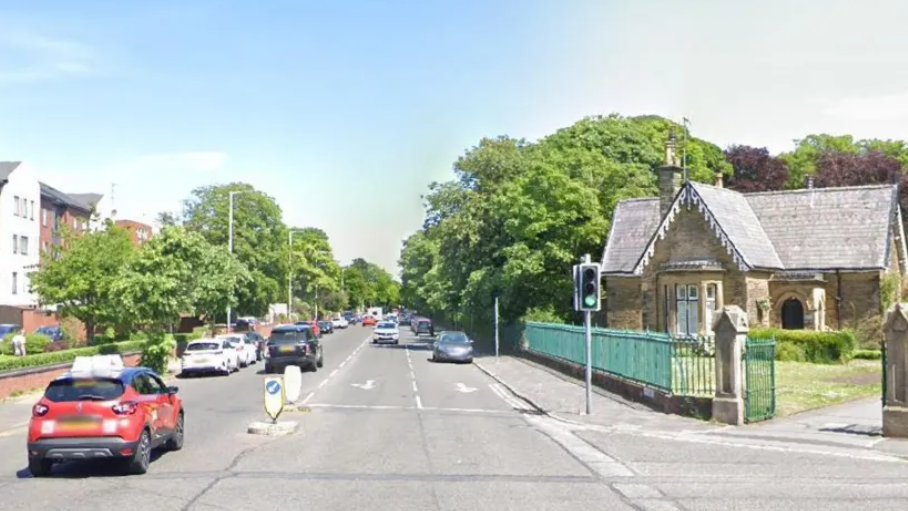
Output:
743,336,776,423
523,322,715,395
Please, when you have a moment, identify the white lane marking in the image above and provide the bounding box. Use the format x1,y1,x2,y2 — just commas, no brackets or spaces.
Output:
489,383,531,411
309,404,413,410
303,336,370,403
405,345,423,410
307,403,507,414
302,391,315,404
317,380,328,389
455,382,478,393
329,368,339,378
415,395,424,409
411,380,418,392
526,414,635,477
351,380,376,390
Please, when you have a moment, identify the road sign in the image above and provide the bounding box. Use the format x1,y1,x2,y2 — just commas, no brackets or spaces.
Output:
283,365,302,403
264,376,284,422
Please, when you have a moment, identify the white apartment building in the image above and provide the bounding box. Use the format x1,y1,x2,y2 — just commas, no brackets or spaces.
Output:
0,162,41,307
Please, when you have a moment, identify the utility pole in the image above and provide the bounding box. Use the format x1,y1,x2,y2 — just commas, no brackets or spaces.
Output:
288,229,305,322
494,295,500,360
227,191,243,332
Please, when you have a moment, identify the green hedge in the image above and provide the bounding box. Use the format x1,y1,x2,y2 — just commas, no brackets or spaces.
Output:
750,328,856,364
0,340,144,373
852,349,882,360
0,333,53,355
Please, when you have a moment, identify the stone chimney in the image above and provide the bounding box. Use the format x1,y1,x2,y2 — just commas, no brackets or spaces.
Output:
714,171,724,188
805,176,814,189
658,131,683,217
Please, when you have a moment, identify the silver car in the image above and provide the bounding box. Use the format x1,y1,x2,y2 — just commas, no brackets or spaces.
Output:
431,331,474,363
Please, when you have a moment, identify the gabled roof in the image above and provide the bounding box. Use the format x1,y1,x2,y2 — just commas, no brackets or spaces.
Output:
0,161,22,181
68,193,102,210
602,181,905,276
40,182,99,214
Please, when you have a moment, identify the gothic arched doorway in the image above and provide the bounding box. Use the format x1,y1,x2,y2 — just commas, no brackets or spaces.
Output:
781,298,804,330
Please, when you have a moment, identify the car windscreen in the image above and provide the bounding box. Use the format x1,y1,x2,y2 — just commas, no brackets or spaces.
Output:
44,377,126,402
440,333,469,344
187,342,221,351
269,330,308,344
377,322,396,329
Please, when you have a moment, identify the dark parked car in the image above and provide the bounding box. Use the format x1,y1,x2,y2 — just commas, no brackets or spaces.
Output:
318,321,334,334
265,325,323,373
0,324,21,337
431,331,474,363
415,318,434,337
243,331,267,361
34,325,63,342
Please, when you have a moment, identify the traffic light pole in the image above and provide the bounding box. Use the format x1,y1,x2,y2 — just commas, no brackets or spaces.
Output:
582,254,593,415
574,254,599,415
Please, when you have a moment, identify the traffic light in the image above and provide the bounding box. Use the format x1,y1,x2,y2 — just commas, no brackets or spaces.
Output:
578,263,601,312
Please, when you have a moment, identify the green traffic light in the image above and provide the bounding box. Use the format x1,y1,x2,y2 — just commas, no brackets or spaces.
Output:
584,295,596,307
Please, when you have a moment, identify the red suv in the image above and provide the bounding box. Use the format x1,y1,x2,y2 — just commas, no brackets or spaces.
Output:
27,365,184,477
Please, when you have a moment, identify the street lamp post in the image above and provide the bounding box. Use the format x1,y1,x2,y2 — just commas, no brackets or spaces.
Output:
288,229,306,321
226,191,244,333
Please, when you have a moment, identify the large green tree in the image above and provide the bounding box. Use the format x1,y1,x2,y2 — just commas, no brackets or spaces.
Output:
344,258,400,310
182,183,286,316
29,223,136,342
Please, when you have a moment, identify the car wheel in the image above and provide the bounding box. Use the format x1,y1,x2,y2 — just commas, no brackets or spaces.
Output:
165,412,184,451
310,360,318,373
28,458,53,478
264,363,273,373
125,429,152,475
317,351,324,368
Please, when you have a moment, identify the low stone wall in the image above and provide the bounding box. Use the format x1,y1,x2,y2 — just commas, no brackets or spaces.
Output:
519,348,713,420
0,353,142,401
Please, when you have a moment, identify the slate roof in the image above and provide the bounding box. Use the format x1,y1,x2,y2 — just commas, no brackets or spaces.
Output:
40,183,98,214
601,181,905,275
68,193,102,210
0,161,21,181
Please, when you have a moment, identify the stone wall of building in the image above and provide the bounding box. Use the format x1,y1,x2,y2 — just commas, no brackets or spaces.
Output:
603,276,643,330
827,271,883,330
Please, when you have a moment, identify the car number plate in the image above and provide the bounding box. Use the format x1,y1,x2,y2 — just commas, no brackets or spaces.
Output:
195,357,209,363
279,345,295,353
59,419,99,432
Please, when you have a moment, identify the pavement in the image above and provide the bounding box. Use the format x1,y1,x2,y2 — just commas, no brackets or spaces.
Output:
1,325,908,510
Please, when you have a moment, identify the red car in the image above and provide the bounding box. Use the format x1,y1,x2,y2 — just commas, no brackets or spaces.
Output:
362,315,377,326
27,363,184,477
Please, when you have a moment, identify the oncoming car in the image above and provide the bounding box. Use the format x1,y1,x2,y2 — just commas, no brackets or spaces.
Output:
372,321,400,344
27,356,184,477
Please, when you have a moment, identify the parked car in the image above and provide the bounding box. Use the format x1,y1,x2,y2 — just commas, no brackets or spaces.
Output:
0,323,21,338
217,334,255,368
27,356,184,476
372,321,400,344
343,311,356,324
243,331,267,361
431,331,474,363
265,324,323,373
181,338,238,376
415,318,434,337
410,316,421,331
332,317,349,329
362,315,377,326
34,325,64,342
318,320,334,334
294,320,321,337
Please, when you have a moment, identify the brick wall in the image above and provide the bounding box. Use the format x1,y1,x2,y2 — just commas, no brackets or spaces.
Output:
603,276,643,329
0,353,141,401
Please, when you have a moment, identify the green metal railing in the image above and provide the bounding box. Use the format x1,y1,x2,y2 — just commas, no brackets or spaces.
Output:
523,322,716,395
743,336,776,423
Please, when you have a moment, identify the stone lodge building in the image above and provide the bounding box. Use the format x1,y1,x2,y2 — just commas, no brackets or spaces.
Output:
599,139,908,336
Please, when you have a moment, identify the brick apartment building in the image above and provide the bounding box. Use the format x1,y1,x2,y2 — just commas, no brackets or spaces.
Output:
115,219,153,247
39,183,98,262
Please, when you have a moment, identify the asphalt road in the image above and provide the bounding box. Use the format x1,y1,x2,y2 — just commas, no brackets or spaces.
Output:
2,324,908,510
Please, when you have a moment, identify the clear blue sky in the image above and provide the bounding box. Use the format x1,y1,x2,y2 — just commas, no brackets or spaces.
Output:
2,0,907,274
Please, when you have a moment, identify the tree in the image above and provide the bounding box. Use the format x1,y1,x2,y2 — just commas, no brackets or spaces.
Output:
193,243,252,329
156,211,181,227
724,146,789,193
780,134,860,189
29,224,136,342
813,150,908,211
344,259,400,310
182,183,286,316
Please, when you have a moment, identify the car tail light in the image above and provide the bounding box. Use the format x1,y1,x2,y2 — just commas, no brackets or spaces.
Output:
32,403,49,417
112,401,138,415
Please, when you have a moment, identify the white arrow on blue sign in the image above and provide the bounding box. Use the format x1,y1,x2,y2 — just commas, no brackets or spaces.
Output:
266,380,282,395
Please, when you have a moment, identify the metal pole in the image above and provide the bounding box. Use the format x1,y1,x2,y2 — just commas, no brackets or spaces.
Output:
227,192,235,333
288,231,293,322
494,295,500,359
583,253,592,415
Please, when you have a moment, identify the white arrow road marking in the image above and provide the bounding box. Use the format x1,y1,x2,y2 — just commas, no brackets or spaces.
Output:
351,380,376,390
455,382,477,393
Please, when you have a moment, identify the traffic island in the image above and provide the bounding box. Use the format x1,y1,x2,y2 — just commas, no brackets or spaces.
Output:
247,421,300,436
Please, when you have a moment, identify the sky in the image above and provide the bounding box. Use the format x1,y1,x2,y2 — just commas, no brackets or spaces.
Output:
2,0,908,276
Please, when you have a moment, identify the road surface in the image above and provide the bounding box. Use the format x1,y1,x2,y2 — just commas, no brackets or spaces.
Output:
0,324,908,510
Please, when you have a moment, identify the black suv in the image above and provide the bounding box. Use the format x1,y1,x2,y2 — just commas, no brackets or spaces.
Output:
265,325,323,373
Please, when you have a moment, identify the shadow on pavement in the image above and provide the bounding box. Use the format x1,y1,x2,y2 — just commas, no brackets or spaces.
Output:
16,450,169,479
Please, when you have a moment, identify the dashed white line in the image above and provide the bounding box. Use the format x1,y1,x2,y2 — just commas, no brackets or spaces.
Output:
329,368,339,378
415,396,424,409
406,345,423,410
411,381,419,392
301,336,370,405
301,391,315,404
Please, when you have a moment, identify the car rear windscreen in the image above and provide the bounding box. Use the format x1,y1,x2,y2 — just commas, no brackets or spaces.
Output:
269,330,309,344
45,377,125,402
187,342,220,351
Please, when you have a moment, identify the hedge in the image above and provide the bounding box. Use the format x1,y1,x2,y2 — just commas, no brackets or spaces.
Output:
750,328,856,364
0,333,53,356
852,349,882,360
0,340,145,373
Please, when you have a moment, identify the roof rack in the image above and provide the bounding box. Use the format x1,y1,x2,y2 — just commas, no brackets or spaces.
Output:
69,355,125,378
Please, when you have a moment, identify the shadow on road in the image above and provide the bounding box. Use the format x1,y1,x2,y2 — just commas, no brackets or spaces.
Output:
16,450,169,479
370,343,432,352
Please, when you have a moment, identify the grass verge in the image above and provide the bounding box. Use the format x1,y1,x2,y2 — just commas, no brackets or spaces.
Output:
776,359,881,417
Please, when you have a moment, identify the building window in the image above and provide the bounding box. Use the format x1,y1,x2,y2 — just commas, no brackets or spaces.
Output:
13,196,19,216
12,234,17,254
11,272,17,294
20,236,28,255
704,284,717,334
675,284,699,337
41,208,47,227
30,200,34,220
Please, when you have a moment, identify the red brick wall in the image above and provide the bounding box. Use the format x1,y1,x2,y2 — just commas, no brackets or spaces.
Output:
38,199,91,264
115,220,153,247
0,353,142,401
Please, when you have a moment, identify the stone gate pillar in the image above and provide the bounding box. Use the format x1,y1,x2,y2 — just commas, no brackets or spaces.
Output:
712,306,747,425
883,303,908,437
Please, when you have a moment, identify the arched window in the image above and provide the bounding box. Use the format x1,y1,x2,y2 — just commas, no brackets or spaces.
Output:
781,298,804,330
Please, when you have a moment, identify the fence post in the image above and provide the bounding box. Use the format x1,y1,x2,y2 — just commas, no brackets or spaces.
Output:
883,303,908,437
712,305,747,425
